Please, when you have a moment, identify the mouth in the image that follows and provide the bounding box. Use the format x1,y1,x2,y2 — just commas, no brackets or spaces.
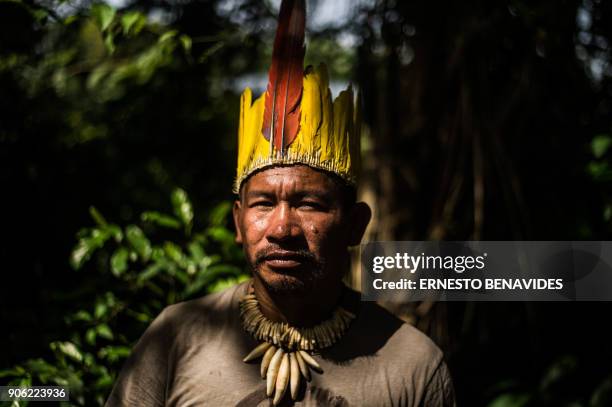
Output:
262,251,309,270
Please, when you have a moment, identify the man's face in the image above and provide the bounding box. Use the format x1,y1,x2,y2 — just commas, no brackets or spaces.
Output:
233,165,368,294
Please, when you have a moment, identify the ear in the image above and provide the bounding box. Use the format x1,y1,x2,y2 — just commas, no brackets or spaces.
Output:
347,201,372,246
232,199,243,244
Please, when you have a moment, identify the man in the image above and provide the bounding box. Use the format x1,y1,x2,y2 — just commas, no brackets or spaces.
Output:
106,0,456,405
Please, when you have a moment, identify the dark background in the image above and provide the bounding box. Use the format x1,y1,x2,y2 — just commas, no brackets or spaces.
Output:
1,0,612,405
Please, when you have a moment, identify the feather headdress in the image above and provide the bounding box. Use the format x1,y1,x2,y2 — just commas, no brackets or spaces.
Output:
262,0,305,154
234,0,361,193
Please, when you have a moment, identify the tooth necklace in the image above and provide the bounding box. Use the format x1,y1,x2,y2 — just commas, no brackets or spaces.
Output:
239,288,355,405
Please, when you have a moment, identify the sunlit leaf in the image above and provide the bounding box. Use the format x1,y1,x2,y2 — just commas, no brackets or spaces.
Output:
72,310,92,322
587,161,612,181
98,345,130,363
171,188,193,231
141,211,181,229
164,241,186,265
592,134,612,159
209,201,231,226
104,31,115,54
70,228,111,270
121,11,144,35
110,247,129,277
0,365,26,378
126,225,152,261
51,341,83,363
89,206,108,227
188,241,205,262
207,226,235,245
85,328,97,345
91,3,116,32
94,301,108,319
138,262,163,283
96,324,113,340
179,34,192,53
208,275,250,293
159,30,178,43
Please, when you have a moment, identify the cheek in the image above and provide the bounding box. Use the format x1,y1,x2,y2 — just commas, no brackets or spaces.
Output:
303,216,345,254
242,211,269,244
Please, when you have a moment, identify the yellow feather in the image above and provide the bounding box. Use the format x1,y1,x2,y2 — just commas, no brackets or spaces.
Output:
234,63,360,193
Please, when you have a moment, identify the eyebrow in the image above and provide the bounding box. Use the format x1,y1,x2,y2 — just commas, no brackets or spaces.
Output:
299,191,333,201
244,190,333,201
244,191,275,200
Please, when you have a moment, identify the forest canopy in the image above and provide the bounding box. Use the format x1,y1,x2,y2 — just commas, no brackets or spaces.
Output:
1,0,612,406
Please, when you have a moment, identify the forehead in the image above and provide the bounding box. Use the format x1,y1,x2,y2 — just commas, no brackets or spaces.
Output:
241,165,339,195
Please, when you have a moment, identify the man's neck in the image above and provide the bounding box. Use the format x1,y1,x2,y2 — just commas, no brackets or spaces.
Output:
251,276,344,327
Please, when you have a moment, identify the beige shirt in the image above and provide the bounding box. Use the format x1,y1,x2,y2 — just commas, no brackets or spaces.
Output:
105,280,456,406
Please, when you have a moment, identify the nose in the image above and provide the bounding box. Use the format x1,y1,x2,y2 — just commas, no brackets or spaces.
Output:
265,202,302,243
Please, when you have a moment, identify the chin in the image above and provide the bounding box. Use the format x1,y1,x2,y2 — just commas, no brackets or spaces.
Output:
256,267,319,294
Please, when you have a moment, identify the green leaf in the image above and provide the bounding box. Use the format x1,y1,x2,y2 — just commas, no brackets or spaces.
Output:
70,239,90,270
23,358,57,377
105,292,118,308
83,352,95,368
592,134,612,159
587,161,612,181
183,264,243,298
188,241,205,262
96,324,114,340
207,226,235,245
164,242,185,264
125,309,152,323
91,3,116,32
605,205,612,222
126,225,152,261
121,11,144,35
51,341,83,363
209,201,231,226
171,188,193,231
94,301,108,319
208,275,250,293
70,228,110,270
0,365,26,378
179,34,192,53
159,30,178,43
104,224,123,242
487,393,530,407
141,211,181,229
72,310,92,322
85,328,97,345
539,355,577,391
138,262,164,283
98,346,130,363
89,206,108,227
110,247,129,277
104,31,115,54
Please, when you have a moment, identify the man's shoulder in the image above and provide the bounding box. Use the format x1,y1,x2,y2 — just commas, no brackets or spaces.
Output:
358,301,444,367
155,280,248,332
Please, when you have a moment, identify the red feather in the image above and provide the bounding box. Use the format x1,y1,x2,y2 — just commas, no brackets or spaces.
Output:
262,0,306,154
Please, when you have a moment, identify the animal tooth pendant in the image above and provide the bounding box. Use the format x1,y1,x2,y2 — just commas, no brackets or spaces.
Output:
239,283,356,405
243,343,320,405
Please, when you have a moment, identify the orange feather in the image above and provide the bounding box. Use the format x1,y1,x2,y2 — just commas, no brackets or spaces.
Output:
261,0,306,154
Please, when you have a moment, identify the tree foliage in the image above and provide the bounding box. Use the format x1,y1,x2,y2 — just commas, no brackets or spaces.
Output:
1,188,246,406
3,0,612,406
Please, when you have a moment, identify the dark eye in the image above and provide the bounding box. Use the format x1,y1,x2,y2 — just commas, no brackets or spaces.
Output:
299,201,325,210
249,200,273,208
